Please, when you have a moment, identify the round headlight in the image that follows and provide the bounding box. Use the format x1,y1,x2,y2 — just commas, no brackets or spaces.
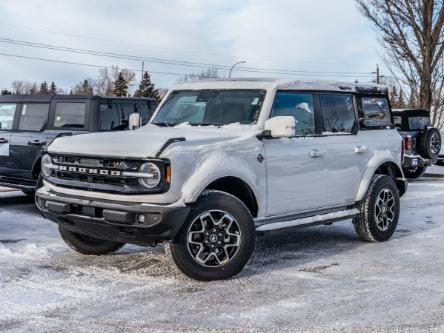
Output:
41,154,53,178
138,163,161,189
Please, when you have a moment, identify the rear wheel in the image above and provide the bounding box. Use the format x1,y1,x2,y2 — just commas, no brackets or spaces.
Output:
171,191,255,281
403,166,427,179
353,175,400,242
59,225,124,255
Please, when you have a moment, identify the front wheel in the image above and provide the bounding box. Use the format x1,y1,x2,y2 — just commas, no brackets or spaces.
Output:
171,191,256,281
59,225,124,255
353,175,400,242
403,166,427,179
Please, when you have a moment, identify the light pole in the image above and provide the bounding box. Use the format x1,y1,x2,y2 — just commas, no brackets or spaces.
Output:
229,61,246,78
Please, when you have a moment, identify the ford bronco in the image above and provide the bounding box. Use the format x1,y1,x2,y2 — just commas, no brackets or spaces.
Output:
0,94,157,194
392,109,442,178
36,79,407,281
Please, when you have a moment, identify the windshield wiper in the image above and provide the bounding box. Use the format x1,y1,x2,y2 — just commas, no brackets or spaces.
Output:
153,122,175,127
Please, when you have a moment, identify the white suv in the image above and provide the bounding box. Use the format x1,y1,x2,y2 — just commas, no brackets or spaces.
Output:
36,79,408,281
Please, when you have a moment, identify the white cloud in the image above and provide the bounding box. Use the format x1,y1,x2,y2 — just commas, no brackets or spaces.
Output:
0,0,383,92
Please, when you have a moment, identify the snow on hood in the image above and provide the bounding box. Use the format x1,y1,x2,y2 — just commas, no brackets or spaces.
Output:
48,124,260,158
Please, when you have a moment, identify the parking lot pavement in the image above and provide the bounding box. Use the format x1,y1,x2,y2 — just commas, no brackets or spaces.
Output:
1,179,444,333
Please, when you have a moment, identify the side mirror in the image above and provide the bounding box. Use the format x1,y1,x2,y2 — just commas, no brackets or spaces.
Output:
264,116,296,138
128,112,141,130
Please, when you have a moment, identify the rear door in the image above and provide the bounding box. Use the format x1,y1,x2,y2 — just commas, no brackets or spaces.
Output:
9,102,51,179
0,102,18,175
321,94,369,206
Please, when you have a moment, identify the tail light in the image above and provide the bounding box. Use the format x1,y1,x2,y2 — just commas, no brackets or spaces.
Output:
404,136,413,151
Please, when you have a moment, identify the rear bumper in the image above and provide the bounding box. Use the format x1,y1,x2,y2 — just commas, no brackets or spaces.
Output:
36,188,191,246
403,154,433,168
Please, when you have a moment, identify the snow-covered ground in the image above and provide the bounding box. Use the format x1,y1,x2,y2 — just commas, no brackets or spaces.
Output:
1,175,444,332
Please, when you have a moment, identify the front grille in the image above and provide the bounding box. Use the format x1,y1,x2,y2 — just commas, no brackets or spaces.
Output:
46,154,168,194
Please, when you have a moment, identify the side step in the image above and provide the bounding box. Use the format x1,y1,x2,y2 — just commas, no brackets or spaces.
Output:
256,208,360,232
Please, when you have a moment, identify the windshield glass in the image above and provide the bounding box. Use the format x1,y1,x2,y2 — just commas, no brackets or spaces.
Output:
152,89,266,126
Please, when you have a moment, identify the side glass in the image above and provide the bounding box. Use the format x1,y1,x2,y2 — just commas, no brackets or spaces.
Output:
320,94,355,133
19,103,50,131
270,92,315,136
0,103,17,130
54,103,86,129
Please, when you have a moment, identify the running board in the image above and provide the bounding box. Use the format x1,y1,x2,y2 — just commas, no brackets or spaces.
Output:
256,208,360,232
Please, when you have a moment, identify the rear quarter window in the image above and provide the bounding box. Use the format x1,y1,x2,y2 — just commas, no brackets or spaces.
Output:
360,97,392,128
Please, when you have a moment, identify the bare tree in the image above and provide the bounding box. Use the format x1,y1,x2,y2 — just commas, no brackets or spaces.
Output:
93,66,136,96
178,67,220,83
357,0,444,128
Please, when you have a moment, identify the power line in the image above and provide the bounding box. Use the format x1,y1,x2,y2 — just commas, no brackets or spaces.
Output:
0,52,185,76
0,37,374,78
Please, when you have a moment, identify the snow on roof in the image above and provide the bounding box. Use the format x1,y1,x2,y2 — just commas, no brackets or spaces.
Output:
172,78,388,94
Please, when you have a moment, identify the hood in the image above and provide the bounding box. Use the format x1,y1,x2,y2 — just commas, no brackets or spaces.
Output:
47,124,260,158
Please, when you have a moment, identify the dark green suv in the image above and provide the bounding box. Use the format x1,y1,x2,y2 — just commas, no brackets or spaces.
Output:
0,94,157,195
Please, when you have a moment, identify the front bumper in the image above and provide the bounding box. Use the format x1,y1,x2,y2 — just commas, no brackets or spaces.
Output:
36,188,190,246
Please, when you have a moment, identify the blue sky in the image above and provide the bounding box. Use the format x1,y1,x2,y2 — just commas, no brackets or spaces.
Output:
0,0,385,92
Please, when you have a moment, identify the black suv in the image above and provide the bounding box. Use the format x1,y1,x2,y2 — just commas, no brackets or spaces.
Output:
0,94,157,194
393,109,442,178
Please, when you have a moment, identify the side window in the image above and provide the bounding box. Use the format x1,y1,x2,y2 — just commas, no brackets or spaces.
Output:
99,102,140,131
361,97,392,128
136,103,155,125
0,103,17,130
19,104,50,131
320,94,355,133
54,103,86,129
270,92,315,136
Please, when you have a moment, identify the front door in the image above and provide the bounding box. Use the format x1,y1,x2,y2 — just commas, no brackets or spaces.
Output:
263,91,327,216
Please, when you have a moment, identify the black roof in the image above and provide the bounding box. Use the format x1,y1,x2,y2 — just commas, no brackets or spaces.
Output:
392,109,430,117
0,94,156,103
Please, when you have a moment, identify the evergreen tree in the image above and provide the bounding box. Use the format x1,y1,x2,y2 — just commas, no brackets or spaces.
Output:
408,92,418,108
1,89,12,95
389,85,399,108
134,71,160,102
39,81,49,94
49,81,57,94
113,72,128,97
72,79,94,96
398,90,405,108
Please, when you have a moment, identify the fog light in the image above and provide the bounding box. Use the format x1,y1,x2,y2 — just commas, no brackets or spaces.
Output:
137,214,146,223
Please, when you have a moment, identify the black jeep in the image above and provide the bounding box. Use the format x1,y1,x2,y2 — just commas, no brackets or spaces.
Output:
0,94,157,195
392,109,441,178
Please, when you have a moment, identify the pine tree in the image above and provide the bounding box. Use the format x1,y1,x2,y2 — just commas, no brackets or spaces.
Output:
398,90,405,108
389,86,399,108
113,72,128,97
49,81,57,94
39,81,49,94
1,89,12,95
134,71,160,102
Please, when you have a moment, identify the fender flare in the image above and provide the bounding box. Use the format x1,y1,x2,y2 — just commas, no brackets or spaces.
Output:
355,157,405,202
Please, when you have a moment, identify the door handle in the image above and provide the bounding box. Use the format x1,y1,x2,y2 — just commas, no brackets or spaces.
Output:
309,150,326,158
28,140,46,146
0,138,8,144
354,146,368,154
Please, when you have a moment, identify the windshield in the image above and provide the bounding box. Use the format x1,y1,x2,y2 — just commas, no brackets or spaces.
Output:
152,89,266,126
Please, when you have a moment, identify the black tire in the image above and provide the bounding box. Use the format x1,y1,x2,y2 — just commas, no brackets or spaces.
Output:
23,173,44,197
171,190,255,281
418,128,441,159
403,166,427,179
353,175,400,242
58,224,124,255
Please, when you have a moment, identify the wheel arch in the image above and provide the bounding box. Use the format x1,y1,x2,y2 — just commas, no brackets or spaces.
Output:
356,160,406,201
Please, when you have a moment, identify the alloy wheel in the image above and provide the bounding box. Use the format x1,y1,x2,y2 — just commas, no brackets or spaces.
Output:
187,210,241,267
374,188,396,232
